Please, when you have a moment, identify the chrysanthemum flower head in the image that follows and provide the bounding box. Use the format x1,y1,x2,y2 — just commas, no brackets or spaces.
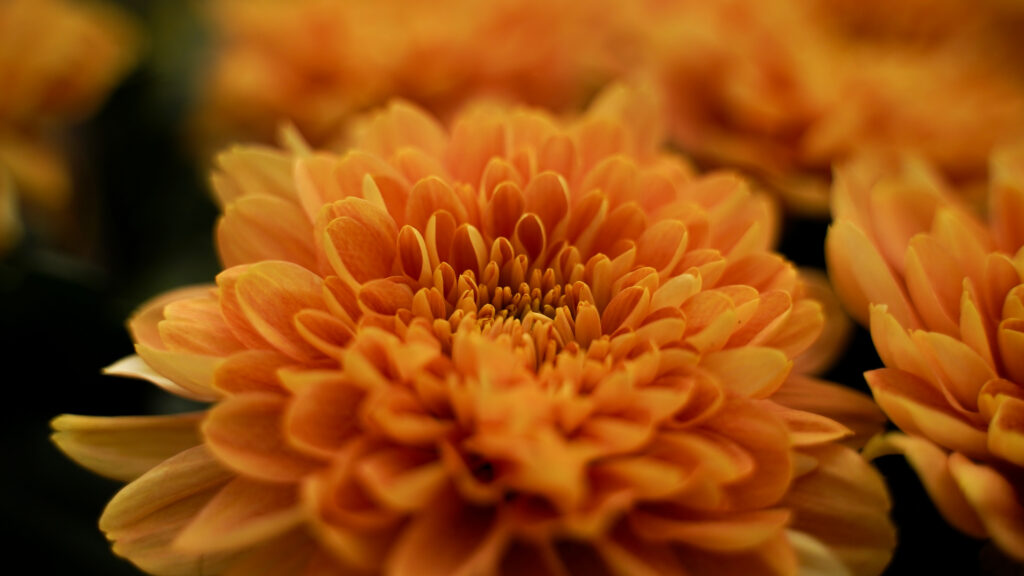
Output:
55,86,893,575
192,0,629,157
0,0,138,251
644,0,1024,216
826,145,1024,560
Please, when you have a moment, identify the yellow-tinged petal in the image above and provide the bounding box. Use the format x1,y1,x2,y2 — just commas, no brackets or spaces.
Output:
131,347,223,402
825,220,918,328
700,347,792,398
783,444,894,576
948,453,1024,561
218,194,316,270
866,368,988,457
175,477,305,554
51,412,203,481
989,397,1024,467
862,433,986,538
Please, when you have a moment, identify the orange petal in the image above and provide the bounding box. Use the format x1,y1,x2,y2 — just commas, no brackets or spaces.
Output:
771,375,886,449
132,346,223,401
999,318,1024,385
988,396,1024,467
701,347,792,398
204,393,322,483
948,453,1024,561
175,477,305,554
322,206,398,285
387,495,506,576
629,508,790,551
232,261,328,361
284,373,365,459
862,433,986,538
218,194,316,270
783,444,895,576
128,284,219,350
51,412,203,481
825,220,918,328
903,234,962,335
523,171,570,238
865,368,988,457
213,349,293,394
157,294,245,356
213,146,296,207
911,329,994,413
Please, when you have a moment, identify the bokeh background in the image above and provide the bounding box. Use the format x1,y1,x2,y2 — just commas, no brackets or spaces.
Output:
1,1,1022,574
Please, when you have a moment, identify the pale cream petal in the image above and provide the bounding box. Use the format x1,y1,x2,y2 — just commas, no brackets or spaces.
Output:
51,412,203,481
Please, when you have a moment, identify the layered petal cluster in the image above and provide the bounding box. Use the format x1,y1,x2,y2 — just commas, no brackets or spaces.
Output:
0,0,138,252
191,0,629,156
644,0,1024,215
55,88,893,575
826,146,1024,560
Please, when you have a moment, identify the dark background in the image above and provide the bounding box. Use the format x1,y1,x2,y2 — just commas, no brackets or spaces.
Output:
1,2,1021,574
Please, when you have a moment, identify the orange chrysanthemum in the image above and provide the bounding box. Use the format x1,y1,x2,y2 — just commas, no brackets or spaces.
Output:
826,147,1024,560
55,87,893,575
0,0,138,251
644,0,1024,215
191,0,628,157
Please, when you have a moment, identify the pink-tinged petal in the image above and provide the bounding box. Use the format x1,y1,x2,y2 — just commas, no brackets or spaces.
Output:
999,318,1024,386
387,494,507,576
948,453,1024,561
128,285,219,350
771,376,886,449
825,220,918,329
175,477,305,554
865,368,988,458
862,434,986,538
700,347,791,398
629,508,790,551
218,194,316,270
51,412,203,481
903,234,962,335
132,346,223,401
204,393,322,483
783,444,894,576
233,261,328,362
989,396,1024,467
213,349,293,395
911,330,994,412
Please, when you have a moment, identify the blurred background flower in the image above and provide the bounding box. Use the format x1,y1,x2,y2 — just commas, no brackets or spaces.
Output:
0,0,139,255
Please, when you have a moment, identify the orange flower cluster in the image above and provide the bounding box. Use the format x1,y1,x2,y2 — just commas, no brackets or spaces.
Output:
0,0,138,253
646,0,1024,215
826,148,1024,560
191,0,627,156
54,89,893,575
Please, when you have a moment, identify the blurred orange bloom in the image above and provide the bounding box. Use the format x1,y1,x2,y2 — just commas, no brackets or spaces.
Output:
644,0,1024,215
826,147,1024,560
55,87,893,575
0,0,138,252
192,0,628,157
